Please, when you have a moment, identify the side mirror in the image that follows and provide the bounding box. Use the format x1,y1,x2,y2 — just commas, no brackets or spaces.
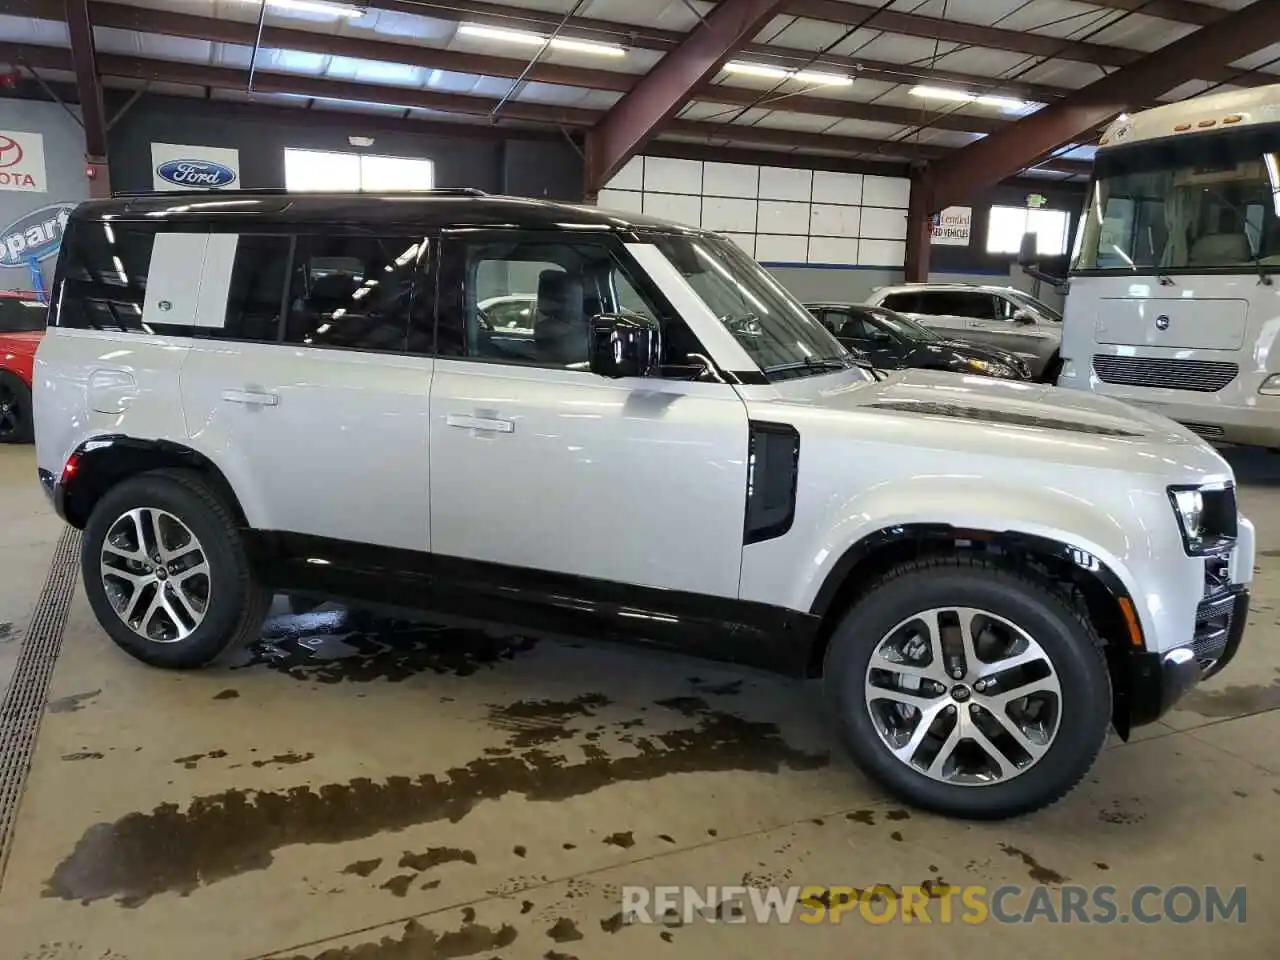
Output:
589,313,662,378
1017,232,1039,267
1012,308,1035,325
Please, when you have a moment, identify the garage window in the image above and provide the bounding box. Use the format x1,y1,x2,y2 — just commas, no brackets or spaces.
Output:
283,148,435,192
986,205,1072,256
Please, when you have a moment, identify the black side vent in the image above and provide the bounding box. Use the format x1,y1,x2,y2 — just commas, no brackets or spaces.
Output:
744,422,799,545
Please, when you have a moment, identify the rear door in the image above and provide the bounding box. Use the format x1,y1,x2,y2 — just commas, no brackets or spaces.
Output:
179,229,434,552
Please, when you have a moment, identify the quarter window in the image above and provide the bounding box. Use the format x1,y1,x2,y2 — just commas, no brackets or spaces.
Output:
55,222,160,332
282,236,428,353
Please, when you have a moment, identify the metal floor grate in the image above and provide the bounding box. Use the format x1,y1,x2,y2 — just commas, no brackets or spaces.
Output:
0,526,81,883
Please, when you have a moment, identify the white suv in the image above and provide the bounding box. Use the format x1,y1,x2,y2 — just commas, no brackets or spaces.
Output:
34,191,1254,820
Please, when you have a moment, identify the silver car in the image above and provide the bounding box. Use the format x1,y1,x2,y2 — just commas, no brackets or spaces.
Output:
866,283,1062,382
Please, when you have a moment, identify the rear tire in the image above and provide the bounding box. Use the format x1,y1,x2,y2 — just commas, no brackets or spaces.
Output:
0,372,33,444
823,556,1111,820
82,469,269,669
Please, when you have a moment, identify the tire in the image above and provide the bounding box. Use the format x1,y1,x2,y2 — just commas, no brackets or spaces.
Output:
0,371,33,444
823,556,1111,820
1041,354,1063,385
82,469,270,669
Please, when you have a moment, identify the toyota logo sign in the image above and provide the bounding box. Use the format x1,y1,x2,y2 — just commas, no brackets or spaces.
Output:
1155,315,1171,331
0,135,23,169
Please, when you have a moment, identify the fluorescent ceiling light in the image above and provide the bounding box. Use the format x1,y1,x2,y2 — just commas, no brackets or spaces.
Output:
458,22,626,57
725,61,852,86
910,85,1039,112
236,0,368,18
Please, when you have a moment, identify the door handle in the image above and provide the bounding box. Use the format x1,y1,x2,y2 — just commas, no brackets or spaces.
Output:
222,389,279,407
446,413,515,434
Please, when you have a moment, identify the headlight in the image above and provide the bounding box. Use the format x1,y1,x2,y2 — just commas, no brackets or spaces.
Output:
968,359,1012,378
1259,373,1280,395
1168,484,1237,555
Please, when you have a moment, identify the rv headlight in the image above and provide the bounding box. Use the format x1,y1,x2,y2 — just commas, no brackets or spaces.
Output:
1259,373,1280,395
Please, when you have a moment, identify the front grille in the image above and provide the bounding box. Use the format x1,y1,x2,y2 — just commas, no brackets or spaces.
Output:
1092,355,1238,392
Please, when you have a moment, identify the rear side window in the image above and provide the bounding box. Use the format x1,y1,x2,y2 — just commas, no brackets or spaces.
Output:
879,291,919,313
282,235,429,353
55,221,163,332
918,291,998,319
212,234,294,342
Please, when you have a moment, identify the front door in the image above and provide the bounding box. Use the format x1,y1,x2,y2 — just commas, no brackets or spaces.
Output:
180,230,434,552
428,232,750,600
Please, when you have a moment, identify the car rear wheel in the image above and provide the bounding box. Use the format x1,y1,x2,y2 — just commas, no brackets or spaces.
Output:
82,469,270,669
0,372,33,444
823,556,1111,819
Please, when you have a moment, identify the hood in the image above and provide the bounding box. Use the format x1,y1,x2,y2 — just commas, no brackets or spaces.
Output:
853,369,1193,441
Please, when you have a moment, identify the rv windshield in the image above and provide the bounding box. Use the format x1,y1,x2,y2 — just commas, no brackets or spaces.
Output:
1073,126,1280,274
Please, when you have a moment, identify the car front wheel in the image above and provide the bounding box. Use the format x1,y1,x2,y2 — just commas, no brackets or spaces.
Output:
82,469,270,669
824,556,1111,819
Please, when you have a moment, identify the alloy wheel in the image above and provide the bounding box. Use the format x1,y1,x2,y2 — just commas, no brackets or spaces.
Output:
99,507,211,643
0,382,18,438
864,607,1062,785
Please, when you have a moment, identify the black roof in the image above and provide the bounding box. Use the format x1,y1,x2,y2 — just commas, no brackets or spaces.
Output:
70,190,705,236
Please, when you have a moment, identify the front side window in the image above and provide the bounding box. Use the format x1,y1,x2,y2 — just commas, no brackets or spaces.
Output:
282,235,428,353
647,234,856,380
0,295,46,332
1074,126,1280,273
868,307,940,341
437,236,706,373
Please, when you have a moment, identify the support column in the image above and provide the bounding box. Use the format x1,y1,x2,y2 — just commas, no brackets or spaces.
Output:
904,171,933,284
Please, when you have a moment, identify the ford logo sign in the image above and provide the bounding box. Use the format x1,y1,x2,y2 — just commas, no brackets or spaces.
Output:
0,202,77,268
1155,314,1171,331
156,158,238,188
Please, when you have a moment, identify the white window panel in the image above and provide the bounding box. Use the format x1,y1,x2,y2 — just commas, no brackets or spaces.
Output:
758,166,812,202
811,170,863,206
360,154,434,191
597,188,643,214
607,156,644,191
702,196,757,233
644,156,702,194
810,203,860,238
722,233,756,257
863,175,910,208
987,205,1071,256
808,236,860,266
755,234,809,263
642,191,702,227
860,206,908,241
757,199,810,235
702,162,760,198
284,148,361,191
859,238,906,267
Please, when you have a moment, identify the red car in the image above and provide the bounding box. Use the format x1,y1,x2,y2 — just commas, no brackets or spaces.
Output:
0,290,47,444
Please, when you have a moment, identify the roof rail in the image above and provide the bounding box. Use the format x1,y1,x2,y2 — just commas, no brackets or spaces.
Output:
110,187,489,198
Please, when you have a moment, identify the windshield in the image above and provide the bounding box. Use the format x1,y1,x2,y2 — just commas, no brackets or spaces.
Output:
651,234,861,381
1005,289,1062,322
1073,126,1280,274
868,307,942,341
0,295,47,333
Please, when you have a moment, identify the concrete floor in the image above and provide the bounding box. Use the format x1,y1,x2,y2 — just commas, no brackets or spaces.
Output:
0,443,1277,960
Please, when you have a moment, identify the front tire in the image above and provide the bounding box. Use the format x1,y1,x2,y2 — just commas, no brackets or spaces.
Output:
823,556,1110,820
0,372,33,444
82,469,269,669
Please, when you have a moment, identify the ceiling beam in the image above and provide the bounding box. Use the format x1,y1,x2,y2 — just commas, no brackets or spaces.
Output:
583,0,792,193
363,0,1068,102
1078,0,1224,26
63,0,107,167
926,0,1280,210
0,40,1090,180
9,0,1008,136
781,0,1274,85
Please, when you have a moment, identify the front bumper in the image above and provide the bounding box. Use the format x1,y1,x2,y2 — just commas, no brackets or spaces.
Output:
1123,588,1249,729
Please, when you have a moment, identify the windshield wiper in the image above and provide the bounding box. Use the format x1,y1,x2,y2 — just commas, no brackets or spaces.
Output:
1200,185,1273,286
765,355,887,381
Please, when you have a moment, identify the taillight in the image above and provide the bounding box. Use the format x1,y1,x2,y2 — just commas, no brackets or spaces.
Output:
60,452,81,485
